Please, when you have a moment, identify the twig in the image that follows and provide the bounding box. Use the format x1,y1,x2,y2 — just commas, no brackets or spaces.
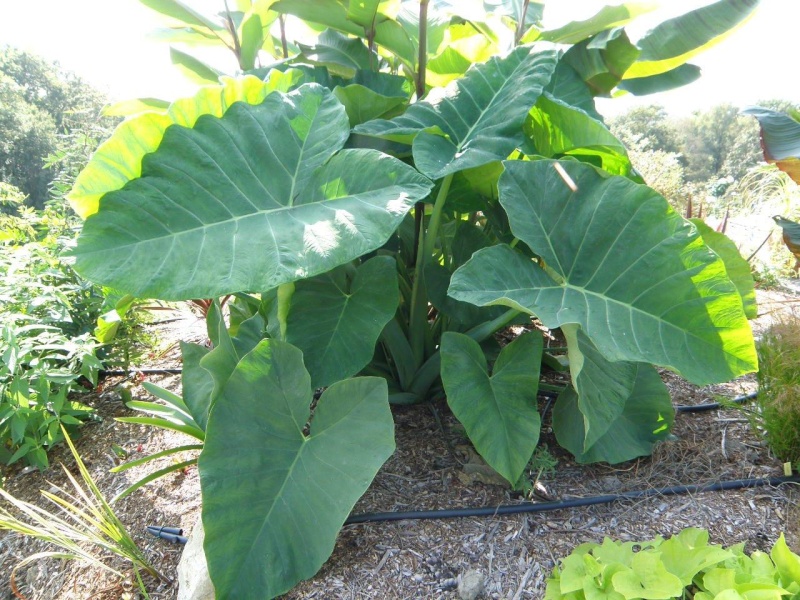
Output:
747,230,772,262
553,162,578,192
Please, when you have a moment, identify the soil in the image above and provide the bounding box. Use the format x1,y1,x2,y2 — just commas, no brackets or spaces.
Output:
1,288,800,600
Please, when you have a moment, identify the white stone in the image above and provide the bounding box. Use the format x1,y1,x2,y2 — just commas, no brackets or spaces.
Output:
177,520,215,600
458,568,485,600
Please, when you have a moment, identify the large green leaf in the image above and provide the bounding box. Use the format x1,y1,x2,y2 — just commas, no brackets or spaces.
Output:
354,45,558,179
179,341,213,430
742,107,800,183
199,340,394,598
533,2,657,44
525,93,631,175
563,27,640,96
71,83,433,300
552,361,674,464
691,219,757,320
102,98,170,118
272,0,416,65
544,60,603,122
561,324,637,451
69,73,302,218
296,29,378,78
283,256,399,388
441,332,542,485
624,0,760,79
332,71,410,127
239,3,279,70
181,307,266,430
449,159,757,385
617,63,701,96
426,23,498,87
139,0,227,34
169,47,225,84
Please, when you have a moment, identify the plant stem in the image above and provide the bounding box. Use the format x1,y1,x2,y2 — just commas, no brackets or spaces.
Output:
416,0,429,100
409,174,454,366
223,0,244,69
279,15,289,59
408,308,522,397
422,174,454,259
515,0,530,46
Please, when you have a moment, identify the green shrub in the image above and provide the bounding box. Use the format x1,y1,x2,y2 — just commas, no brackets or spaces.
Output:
545,528,800,600
756,317,800,466
0,190,104,469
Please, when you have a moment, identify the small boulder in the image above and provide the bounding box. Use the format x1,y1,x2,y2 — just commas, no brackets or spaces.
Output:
458,568,485,600
177,520,215,600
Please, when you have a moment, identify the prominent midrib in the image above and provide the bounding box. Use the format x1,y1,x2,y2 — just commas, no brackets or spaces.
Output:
470,281,748,365
77,187,409,257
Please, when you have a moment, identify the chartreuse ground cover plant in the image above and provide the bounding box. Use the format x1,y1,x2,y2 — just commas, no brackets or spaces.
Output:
67,0,761,596
545,528,800,600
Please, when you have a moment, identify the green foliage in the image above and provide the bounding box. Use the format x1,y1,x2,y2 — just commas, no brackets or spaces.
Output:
679,104,761,183
546,528,800,600
199,340,395,598
70,1,760,596
755,317,800,466
0,47,111,208
0,196,104,469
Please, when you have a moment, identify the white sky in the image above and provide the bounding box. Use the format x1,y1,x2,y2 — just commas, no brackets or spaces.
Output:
0,0,796,116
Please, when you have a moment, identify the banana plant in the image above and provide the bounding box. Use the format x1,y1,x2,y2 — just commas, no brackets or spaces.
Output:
70,1,760,597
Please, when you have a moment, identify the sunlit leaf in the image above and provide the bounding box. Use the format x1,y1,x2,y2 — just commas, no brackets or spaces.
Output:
449,159,757,385
71,84,433,299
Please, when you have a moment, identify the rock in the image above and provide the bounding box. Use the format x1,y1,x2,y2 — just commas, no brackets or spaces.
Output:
458,569,485,600
177,520,215,600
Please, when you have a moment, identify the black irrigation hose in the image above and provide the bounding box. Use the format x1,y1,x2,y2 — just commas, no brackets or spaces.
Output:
344,475,800,525
104,368,767,526
99,366,759,414
676,391,758,413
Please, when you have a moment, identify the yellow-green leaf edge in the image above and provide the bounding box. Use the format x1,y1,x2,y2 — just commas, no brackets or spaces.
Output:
68,70,303,219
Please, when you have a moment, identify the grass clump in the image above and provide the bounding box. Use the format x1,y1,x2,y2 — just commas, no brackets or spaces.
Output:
0,426,164,597
756,315,800,465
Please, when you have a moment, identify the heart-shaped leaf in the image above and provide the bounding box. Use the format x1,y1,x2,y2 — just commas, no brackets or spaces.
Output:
199,340,394,599
355,45,558,179
552,359,674,464
742,107,800,183
273,0,415,65
283,256,399,388
441,331,542,485
561,324,638,451
72,83,433,299
449,159,756,385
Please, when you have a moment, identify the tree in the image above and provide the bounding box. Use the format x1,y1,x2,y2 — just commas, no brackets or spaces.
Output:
678,103,761,182
0,47,109,208
609,104,681,154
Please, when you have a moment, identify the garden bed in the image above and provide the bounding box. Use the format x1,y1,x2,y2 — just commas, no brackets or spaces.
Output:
1,288,799,600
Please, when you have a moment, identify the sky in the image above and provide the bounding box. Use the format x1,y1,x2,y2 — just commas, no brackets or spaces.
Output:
0,0,797,117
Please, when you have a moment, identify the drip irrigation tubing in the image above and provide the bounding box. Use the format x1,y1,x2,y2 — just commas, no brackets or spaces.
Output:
344,475,800,525
101,366,759,415
676,391,758,413
98,368,774,525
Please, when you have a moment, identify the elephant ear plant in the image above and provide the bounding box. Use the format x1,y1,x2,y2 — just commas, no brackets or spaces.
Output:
67,0,760,596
